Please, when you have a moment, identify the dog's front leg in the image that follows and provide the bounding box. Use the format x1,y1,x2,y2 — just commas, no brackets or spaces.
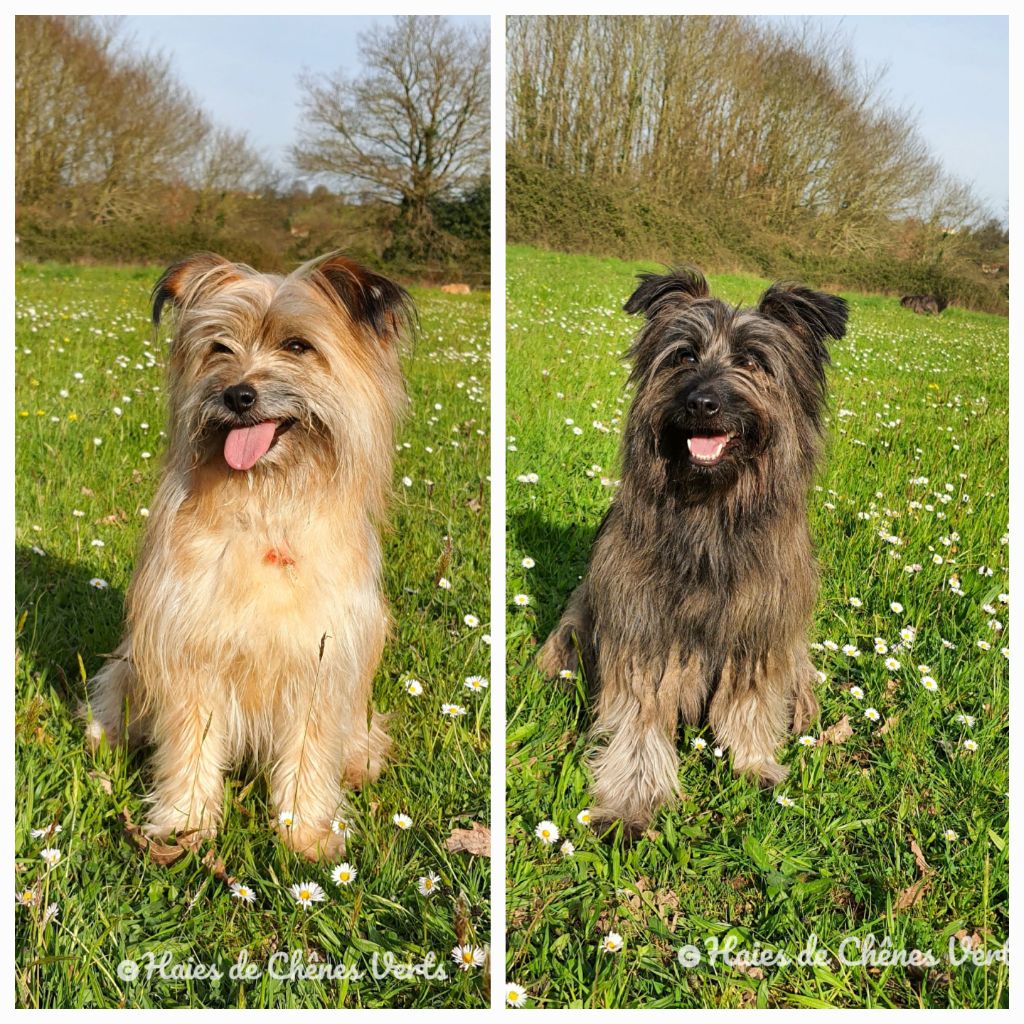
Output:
144,698,227,841
588,666,680,835
708,653,793,786
270,680,350,862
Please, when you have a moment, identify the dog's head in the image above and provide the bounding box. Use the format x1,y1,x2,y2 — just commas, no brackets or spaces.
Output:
622,267,847,494
153,252,413,477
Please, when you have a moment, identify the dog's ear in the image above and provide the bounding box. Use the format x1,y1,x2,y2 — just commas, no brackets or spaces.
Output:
310,254,416,346
624,268,710,319
757,284,848,365
152,253,242,326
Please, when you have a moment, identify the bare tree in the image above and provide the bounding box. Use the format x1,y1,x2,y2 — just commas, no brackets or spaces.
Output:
293,15,489,258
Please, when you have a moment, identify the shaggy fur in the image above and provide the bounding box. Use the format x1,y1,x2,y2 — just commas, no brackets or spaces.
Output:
539,267,848,833
85,251,412,860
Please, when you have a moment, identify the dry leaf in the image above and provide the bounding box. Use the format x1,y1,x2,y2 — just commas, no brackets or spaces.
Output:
895,877,931,911
120,807,194,867
910,837,932,876
879,714,900,736
201,849,236,886
88,770,113,795
819,715,853,745
445,822,491,857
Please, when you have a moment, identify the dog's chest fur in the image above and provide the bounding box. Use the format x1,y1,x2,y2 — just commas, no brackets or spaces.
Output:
128,465,384,693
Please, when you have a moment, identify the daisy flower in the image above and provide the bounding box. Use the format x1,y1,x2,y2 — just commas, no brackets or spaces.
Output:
441,703,468,717
451,945,485,971
842,644,861,658
15,888,38,908
290,881,327,908
331,817,348,835
797,735,816,747
506,982,527,1007
962,739,978,752
601,932,624,953
404,679,424,696
577,808,592,826
874,639,888,654
849,597,863,608
776,795,795,808
331,863,357,887
976,640,991,651
418,872,441,896
890,601,904,614
884,657,901,671
463,614,480,628
849,686,865,700
560,840,576,857
437,577,452,590
955,714,976,727
40,848,61,867
534,820,559,844
521,557,535,569
464,675,489,692
943,829,959,841
558,669,574,680
278,810,295,829
230,882,256,903
691,737,707,751
863,707,880,722
30,824,62,840
920,676,938,692
393,813,413,830
512,594,530,606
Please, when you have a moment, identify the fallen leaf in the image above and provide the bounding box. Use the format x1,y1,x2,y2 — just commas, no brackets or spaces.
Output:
819,715,853,745
879,714,900,736
910,837,933,876
895,877,930,911
445,822,491,857
88,770,113,795
201,849,236,887
120,807,196,867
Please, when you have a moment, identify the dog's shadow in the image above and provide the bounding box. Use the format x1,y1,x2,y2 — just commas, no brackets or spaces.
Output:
508,507,598,642
15,545,126,702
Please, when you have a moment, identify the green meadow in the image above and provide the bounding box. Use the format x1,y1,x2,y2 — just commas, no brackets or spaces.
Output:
505,245,1008,1009
14,263,490,1008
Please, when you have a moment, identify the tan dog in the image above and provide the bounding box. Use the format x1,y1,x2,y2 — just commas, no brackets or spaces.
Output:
85,252,412,860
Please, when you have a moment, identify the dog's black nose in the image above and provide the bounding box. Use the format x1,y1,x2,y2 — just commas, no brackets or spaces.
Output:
686,392,720,417
223,383,257,414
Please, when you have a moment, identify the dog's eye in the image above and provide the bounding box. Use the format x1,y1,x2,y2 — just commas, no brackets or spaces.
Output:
210,342,232,355
671,349,697,366
282,337,312,355
738,354,761,371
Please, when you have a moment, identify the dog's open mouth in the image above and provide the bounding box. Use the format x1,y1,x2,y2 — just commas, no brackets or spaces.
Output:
686,432,736,467
223,419,295,471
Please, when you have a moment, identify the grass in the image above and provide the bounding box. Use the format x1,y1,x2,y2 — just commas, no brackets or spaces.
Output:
14,262,491,1008
504,244,1009,1009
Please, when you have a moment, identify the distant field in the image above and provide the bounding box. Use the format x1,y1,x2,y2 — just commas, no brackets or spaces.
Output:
14,263,491,1009
505,245,1008,1009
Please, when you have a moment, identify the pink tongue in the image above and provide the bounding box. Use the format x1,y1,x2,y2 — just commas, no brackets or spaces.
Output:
224,421,278,471
688,434,728,458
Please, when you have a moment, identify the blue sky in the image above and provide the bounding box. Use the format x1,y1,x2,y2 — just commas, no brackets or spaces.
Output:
767,16,1008,219
122,14,1007,219
120,15,488,175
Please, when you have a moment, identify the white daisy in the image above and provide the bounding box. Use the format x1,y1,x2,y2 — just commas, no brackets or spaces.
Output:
534,820,559,844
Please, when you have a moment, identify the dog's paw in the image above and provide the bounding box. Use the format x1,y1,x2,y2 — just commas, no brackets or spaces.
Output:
790,685,820,734
142,814,217,847
280,822,345,862
536,631,576,680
